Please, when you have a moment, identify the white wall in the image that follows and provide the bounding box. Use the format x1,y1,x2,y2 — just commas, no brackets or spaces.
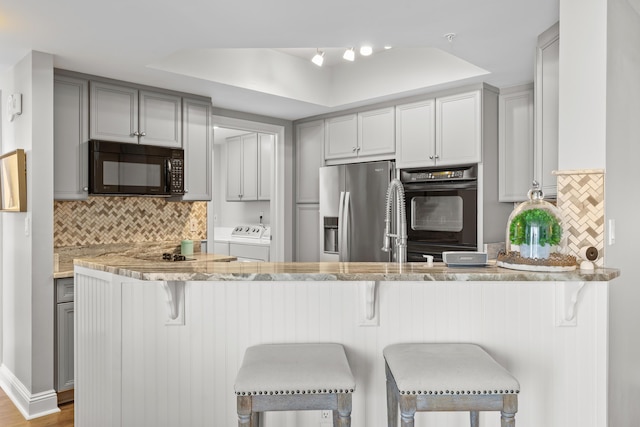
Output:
559,0,640,425
605,0,640,425
0,51,58,418
558,0,608,170
212,142,271,228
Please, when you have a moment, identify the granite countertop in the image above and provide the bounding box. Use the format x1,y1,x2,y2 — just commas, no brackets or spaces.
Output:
74,256,621,282
54,240,223,279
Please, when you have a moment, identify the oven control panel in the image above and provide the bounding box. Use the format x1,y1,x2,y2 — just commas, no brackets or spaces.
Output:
401,165,477,182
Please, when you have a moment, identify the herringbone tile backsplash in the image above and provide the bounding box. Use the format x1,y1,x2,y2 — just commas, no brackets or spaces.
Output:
556,170,605,266
54,197,207,247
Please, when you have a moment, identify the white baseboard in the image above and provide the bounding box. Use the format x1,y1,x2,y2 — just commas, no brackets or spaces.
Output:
0,364,59,420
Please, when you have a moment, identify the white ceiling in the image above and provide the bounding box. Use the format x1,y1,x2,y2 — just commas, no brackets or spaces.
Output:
0,0,558,120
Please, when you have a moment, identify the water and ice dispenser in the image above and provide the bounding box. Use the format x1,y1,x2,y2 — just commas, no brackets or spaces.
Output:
323,217,339,254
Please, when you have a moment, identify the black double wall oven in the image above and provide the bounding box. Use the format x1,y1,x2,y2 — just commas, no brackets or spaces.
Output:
401,165,478,262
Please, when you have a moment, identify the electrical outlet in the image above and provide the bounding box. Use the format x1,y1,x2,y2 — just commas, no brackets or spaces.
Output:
321,410,332,420
190,218,198,232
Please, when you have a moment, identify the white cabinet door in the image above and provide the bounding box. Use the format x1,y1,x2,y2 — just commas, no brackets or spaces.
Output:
358,107,395,157
536,22,559,198
139,90,182,148
258,133,273,201
226,133,258,201
395,99,436,168
229,243,270,262
89,81,139,143
324,114,358,160
226,136,243,201
182,98,211,201
296,120,324,203
241,133,258,200
499,84,534,202
436,90,482,166
213,241,230,255
54,74,89,200
296,204,320,262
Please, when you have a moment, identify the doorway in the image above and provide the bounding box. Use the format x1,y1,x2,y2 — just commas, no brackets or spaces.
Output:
208,115,286,261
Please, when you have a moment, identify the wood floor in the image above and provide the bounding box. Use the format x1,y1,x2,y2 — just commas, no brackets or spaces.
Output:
0,388,73,427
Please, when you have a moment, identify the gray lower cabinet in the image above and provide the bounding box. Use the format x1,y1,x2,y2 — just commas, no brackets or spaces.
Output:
55,278,74,403
54,74,89,200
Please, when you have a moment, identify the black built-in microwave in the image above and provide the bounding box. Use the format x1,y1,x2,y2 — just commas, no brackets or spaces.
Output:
89,140,184,196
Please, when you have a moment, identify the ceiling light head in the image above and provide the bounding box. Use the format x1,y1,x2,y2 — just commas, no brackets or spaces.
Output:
343,48,355,61
359,46,373,56
384,46,392,50
311,49,325,66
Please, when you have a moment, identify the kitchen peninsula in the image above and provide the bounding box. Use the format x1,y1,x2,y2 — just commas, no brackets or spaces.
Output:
73,258,618,427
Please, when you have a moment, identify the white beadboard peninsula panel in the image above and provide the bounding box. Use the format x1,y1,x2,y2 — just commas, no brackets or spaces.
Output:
75,273,609,427
74,268,122,427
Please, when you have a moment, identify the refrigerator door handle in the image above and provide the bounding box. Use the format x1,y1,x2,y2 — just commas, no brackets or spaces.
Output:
342,191,351,262
338,191,345,261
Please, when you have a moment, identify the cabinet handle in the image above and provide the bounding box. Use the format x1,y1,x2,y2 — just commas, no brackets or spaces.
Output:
356,147,361,152
352,147,357,152
434,155,439,159
132,131,140,136
140,131,146,137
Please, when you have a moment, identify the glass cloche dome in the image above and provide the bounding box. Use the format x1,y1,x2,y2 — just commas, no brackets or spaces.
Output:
497,181,576,271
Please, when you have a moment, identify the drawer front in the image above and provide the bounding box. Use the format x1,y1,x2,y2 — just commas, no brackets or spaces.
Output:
229,243,270,262
56,278,75,303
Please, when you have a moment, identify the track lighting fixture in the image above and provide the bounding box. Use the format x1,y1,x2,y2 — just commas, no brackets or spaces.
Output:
343,48,355,61
311,49,325,66
359,46,373,56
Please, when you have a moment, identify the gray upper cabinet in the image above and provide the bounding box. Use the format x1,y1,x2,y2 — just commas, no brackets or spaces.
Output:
535,22,559,198
396,89,482,168
498,84,534,202
89,81,139,144
54,74,89,200
90,81,182,147
296,120,324,204
139,90,182,147
182,98,211,201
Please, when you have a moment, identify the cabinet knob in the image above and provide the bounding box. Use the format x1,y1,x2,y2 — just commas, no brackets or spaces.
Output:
434,155,439,159
352,147,357,152
184,189,188,193
429,155,434,160
132,131,140,136
140,131,146,137
83,187,88,192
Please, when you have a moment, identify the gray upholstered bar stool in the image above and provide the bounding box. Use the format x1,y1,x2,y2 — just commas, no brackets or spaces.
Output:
235,343,355,427
384,343,519,427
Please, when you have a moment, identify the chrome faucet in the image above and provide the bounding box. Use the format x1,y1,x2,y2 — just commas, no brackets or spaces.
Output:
382,178,407,263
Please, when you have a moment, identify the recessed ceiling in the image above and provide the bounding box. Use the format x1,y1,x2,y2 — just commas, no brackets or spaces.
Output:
0,0,559,120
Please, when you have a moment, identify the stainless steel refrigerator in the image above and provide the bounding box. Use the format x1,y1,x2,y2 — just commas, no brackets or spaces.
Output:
319,161,395,262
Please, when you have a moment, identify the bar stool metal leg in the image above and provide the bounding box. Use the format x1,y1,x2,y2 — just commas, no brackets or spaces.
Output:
470,410,479,427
